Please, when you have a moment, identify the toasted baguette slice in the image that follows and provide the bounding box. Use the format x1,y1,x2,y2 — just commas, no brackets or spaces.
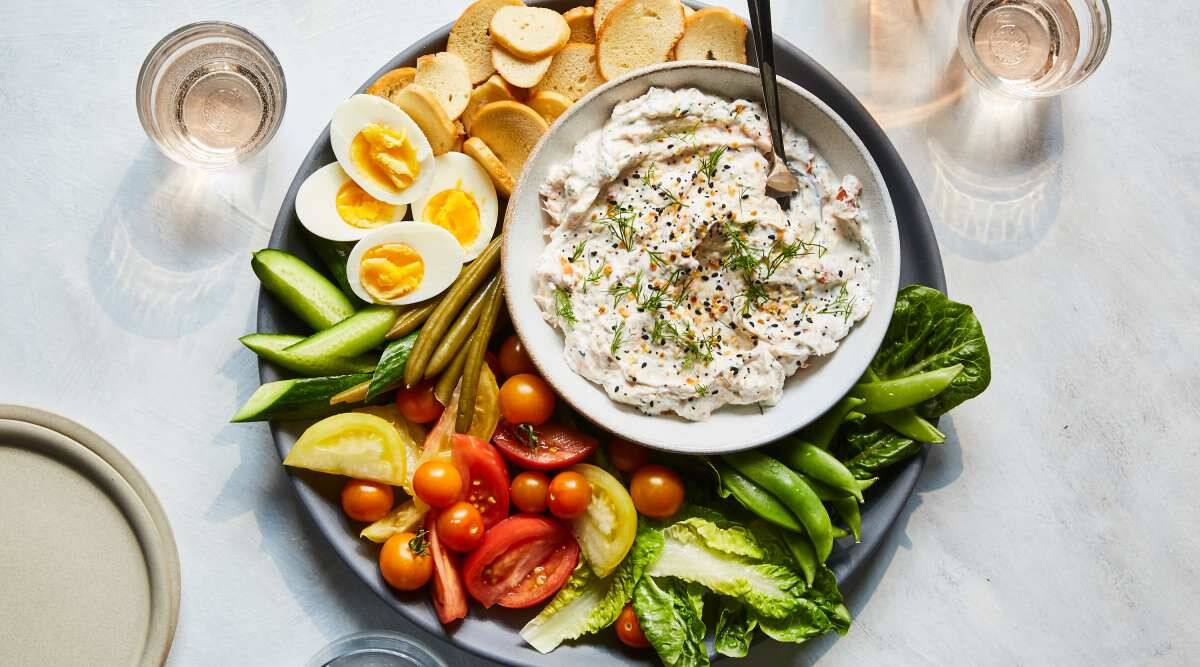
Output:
490,6,571,60
532,43,603,101
464,137,515,197
447,0,525,84
391,84,461,155
492,45,553,88
414,52,473,120
674,7,748,64
367,67,416,99
527,91,573,124
463,75,517,133
594,0,622,31
684,5,694,18
469,101,548,178
563,6,596,44
597,0,686,81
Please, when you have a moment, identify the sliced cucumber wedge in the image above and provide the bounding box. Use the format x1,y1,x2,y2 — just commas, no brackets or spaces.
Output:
239,333,305,355
252,248,356,330
283,306,399,359
367,332,419,400
230,373,373,422
239,334,378,377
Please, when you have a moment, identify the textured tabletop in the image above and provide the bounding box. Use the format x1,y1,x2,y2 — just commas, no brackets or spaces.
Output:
1,1,1196,665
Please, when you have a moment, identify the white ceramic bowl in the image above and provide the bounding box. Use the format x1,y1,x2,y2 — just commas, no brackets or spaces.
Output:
502,61,900,454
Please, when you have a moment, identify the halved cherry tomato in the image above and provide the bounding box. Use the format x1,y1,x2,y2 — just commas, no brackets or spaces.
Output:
379,530,432,591
548,471,591,519
498,334,537,377
462,514,579,609
341,479,395,522
492,420,597,470
451,434,510,529
412,459,463,509
630,464,685,519
436,501,485,552
608,437,650,473
397,381,444,424
616,603,650,648
510,471,550,513
426,514,467,624
498,374,556,425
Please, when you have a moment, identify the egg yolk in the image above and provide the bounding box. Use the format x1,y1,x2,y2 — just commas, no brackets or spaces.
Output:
423,186,480,247
359,243,424,301
350,123,420,192
335,180,396,229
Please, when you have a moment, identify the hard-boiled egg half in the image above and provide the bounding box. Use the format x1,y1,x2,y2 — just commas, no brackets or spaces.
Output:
411,152,498,261
295,163,407,241
347,223,464,305
331,94,436,205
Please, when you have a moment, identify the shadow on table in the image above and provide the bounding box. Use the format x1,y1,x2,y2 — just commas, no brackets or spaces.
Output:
87,143,271,339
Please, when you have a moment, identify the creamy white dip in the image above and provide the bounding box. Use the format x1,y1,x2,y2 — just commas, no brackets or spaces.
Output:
535,87,877,420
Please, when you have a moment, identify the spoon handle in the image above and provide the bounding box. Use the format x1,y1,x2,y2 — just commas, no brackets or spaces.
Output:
747,0,788,163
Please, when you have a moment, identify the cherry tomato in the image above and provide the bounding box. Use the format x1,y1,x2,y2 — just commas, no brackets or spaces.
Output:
379,530,433,591
484,350,502,379
510,471,550,513
451,434,510,528
462,515,579,608
629,464,685,519
492,421,597,470
396,380,444,424
426,515,467,623
616,603,650,648
548,471,591,519
412,459,463,509
498,374,556,426
607,438,650,473
498,334,537,377
340,479,395,522
436,502,486,552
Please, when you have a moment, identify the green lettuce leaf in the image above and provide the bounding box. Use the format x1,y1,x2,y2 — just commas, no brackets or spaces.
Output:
715,598,757,658
754,599,834,643
633,576,708,667
520,522,664,653
840,425,921,479
805,566,852,635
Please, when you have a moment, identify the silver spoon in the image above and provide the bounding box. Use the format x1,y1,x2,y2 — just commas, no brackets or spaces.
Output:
747,0,799,209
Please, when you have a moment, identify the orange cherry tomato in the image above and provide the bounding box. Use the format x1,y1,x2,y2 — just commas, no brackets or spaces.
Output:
607,437,650,473
498,334,537,377
615,603,650,648
547,471,591,519
510,471,550,513
436,501,486,552
379,530,433,591
498,374,556,426
412,459,463,509
340,479,395,522
629,464,684,519
396,380,444,424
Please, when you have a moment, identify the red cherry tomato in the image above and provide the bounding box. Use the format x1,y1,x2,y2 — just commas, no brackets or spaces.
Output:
498,334,537,377
451,434,510,529
498,374,556,426
426,514,467,624
396,381,444,423
492,420,598,470
436,501,486,552
341,479,395,522
616,603,650,648
484,350,502,379
607,437,650,473
412,459,463,509
461,515,579,609
510,471,550,513
548,471,591,519
629,464,685,519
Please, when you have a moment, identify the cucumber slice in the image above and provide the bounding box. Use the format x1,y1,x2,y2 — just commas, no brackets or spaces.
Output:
367,332,419,400
305,233,363,305
252,248,356,330
230,373,373,422
284,306,399,359
239,334,378,377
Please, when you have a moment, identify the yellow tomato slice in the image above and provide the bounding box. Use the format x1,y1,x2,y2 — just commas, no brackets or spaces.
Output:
360,497,430,544
353,404,427,495
568,464,637,577
283,413,406,486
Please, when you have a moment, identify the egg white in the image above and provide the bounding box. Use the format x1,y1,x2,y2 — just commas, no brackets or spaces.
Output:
295,163,408,242
411,151,499,261
346,223,465,305
330,94,437,205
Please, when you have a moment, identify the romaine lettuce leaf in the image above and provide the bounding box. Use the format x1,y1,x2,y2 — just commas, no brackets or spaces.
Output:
632,576,708,667
715,598,756,658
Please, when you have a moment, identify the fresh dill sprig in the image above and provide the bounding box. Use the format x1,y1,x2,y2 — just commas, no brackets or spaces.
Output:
817,283,855,322
610,321,626,356
695,384,709,397
722,221,819,317
553,287,576,326
640,161,657,187
569,240,587,263
607,271,643,308
637,284,666,312
656,185,684,211
583,261,604,290
645,248,668,269
698,147,726,181
657,120,701,145
596,203,637,249
665,322,717,369
650,317,677,345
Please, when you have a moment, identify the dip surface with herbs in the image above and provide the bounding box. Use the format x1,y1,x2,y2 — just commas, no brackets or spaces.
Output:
535,87,877,420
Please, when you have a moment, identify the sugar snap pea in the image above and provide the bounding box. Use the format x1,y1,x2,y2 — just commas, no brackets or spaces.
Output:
456,279,503,432
829,497,861,543
776,438,864,502
801,396,865,450
385,300,437,340
424,281,492,379
403,238,501,386
712,460,804,533
779,529,817,586
830,525,850,540
852,364,964,414
861,367,945,443
434,344,469,406
722,451,833,562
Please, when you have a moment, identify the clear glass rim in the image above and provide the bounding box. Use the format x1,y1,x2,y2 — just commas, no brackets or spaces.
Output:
957,0,1112,98
304,630,449,667
135,20,287,166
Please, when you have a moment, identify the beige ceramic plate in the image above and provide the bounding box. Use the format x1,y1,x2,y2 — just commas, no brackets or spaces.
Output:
0,406,180,667
502,61,901,453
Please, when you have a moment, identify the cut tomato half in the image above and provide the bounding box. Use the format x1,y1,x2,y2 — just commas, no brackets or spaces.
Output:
491,420,598,470
451,434,510,529
426,513,467,624
462,514,578,609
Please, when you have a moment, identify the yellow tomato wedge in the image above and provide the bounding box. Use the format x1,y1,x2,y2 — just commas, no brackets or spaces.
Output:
360,497,430,544
568,464,637,577
353,404,427,495
283,413,406,486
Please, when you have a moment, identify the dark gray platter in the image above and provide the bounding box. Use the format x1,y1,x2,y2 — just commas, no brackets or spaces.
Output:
258,2,944,664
